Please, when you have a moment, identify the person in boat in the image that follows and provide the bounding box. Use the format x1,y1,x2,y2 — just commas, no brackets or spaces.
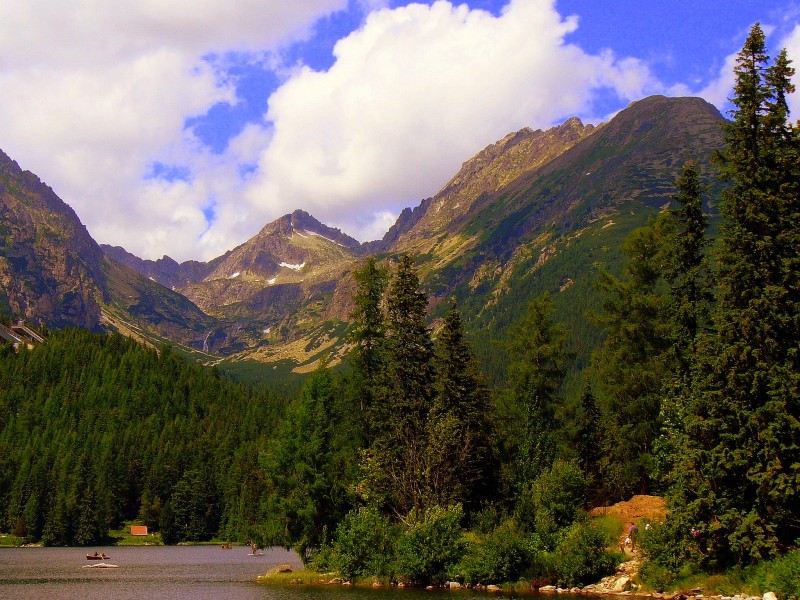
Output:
93,552,99,557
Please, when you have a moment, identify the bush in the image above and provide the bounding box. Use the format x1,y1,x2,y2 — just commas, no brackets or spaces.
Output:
639,561,678,593
551,520,617,588
330,507,396,581
639,517,699,575
517,459,587,547
394,504,465,586
456,519,542,585
755,550,800,600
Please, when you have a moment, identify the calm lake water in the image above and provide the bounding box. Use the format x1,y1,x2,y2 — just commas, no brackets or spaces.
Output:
0,546,536,600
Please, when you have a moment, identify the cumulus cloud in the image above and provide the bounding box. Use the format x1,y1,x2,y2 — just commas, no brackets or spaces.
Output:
239,0,657,246
0,0,346,261
0,0,665,262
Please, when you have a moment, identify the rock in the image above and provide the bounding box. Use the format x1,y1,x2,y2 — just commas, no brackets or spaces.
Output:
447,581,462,589
612,576,632,592
763,594,777,600
540,585,557,593
276,564,293,573
487,585,502,592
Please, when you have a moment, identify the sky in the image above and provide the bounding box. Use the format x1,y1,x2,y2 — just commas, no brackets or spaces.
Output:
1,1,800,262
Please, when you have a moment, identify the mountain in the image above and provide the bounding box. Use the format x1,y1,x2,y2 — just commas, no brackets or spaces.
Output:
0,148,221,348
0,149,106,330
2,95,727,384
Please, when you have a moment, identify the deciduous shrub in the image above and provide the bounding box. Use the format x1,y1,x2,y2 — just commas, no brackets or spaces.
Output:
517,459,587,547
754,550,800,600
330,506,396,581
455,519,541,585
551,520,617,587
394,504,465,585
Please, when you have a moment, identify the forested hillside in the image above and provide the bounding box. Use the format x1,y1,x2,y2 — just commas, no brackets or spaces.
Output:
0,328,284,545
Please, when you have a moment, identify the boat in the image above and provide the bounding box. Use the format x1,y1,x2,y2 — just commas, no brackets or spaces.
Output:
86,553,110,560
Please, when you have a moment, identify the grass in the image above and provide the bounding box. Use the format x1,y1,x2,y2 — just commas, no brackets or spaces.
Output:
257,567,337,585
0,533,24,547
107,522,163,546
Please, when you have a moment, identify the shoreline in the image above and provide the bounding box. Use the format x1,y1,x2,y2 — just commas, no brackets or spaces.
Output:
257,559,775,600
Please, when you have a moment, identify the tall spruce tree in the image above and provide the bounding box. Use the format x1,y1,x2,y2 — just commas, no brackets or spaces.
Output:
348,257,388,444
504,293,569,490
674,24,800,565
591,217,673,500
666,162,714,374
426,298,493,510
366,255,436,515
576,379,602,503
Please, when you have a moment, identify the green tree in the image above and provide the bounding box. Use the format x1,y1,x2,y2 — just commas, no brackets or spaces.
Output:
504,293,569,490
673,24,800,565
576,380,602,503
426,298,493,510
591,217,673,499
261,366,353,561
666,161,714,374
348,258,388,444
367,255,436,515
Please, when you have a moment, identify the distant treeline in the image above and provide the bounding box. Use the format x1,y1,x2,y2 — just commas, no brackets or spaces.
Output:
0,329,284,545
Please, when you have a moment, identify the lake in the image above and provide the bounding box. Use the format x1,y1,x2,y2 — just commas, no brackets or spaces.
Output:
0,546,511,599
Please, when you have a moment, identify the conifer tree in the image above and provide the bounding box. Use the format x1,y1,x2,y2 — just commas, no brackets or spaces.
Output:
576,380,602,502
591,217,673,499
674,24,800,564
666,162,714,374
504,292,569,490
348,257,388,448
426,298,493,510
366,255,436,515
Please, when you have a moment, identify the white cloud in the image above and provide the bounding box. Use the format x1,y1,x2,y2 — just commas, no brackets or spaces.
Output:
239,0,657,246
0,0,661,262
0,0,346,261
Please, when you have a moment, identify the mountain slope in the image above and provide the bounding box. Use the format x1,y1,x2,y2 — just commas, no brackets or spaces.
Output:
0,148,221,348
0,149,106,330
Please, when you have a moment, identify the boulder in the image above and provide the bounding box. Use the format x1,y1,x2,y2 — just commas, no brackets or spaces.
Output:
612,576,632,592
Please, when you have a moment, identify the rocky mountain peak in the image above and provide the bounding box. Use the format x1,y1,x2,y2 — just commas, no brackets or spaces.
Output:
382,115,596,254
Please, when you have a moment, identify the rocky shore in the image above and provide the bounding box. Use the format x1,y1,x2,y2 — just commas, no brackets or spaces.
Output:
261,560,778,600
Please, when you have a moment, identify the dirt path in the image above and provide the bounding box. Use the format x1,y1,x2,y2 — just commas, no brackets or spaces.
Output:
589,495,667,556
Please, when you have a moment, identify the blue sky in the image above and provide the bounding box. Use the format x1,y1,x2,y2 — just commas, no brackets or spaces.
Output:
1,0,799,261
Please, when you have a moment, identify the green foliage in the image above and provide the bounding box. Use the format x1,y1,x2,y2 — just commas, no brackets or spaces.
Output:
671,24,800,567
366,255,437,515
259,365,357,562
591,216,674,500
504,293,570,489
753,550,800,600
638,518,699,585
393,504,466,586
0,328,283,546
517,459,586,546
329,506,396,581
455,519,541,585
551,520,618,588
427,298,495,510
